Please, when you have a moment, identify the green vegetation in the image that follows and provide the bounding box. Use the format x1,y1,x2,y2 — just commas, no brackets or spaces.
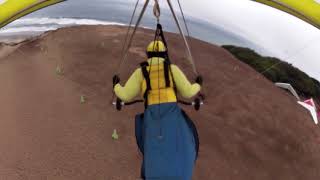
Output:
222,45,320,100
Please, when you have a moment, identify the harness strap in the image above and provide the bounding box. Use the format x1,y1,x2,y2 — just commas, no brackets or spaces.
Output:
157,24,168,49
163,60,171,88
157,24,176,89
155,24,173,88
140,62,151,109
146,51,167,59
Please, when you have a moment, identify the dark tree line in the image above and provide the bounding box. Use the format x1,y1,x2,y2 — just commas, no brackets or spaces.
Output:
222,45,320,101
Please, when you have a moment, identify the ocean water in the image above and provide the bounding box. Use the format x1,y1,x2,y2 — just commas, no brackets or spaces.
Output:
0,0,262,52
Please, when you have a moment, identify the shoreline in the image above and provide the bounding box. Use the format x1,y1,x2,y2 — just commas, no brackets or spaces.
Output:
0,17,129,44
0,24,154,44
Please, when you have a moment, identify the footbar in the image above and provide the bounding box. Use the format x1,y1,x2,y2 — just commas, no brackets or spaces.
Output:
113,97,204,111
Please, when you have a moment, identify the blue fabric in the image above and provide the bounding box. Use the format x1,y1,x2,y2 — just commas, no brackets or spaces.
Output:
135,103,197,180
135,113,145,155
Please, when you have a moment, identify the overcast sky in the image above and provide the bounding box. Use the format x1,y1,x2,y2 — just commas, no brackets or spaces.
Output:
154,0,320,80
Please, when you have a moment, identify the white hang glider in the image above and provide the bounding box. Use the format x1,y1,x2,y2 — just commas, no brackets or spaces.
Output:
275,83,301,101
298,98,318,125
275,83,318,124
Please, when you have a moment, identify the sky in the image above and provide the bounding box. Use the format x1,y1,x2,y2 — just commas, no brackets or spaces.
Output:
157,0,320,81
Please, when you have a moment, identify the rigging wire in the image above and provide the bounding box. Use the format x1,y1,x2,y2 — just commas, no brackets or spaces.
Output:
176,0,207,99
117,0,141,74
116,0,150,75
112,0,205,107
115,0,198,78
111,0,141,104
166,0,198,76
177,0,191,38
111,0,150,104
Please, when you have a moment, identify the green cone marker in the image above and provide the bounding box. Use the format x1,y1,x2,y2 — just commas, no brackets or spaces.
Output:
112,129,119,140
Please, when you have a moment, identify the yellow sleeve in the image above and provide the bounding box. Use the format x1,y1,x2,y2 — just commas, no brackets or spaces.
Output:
171,65,201,98
113,68,143,102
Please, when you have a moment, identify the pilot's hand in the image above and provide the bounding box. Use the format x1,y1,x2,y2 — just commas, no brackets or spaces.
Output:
112,75,120,88
195,75,203,86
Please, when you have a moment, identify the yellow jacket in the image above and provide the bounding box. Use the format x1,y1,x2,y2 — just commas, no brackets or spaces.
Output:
114,58,201,105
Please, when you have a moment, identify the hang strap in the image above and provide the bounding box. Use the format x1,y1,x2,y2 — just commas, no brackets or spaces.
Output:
156,24,168,50
140,62,151,109
163,60,171,88
146,51,167,59
155,23,172,88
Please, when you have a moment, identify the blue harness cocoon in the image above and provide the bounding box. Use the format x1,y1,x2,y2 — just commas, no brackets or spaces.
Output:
135,103,199,180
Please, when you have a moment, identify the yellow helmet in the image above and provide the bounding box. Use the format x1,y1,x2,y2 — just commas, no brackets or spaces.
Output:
147,40,166,52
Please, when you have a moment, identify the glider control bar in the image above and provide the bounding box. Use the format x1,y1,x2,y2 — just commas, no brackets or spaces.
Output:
113,97,204,111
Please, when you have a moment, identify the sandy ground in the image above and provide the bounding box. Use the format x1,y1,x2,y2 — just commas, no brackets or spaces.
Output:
0,44,21,59
0,25,320,180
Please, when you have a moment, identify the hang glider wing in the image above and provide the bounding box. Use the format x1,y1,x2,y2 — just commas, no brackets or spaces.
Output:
0,0,66,29
275,82,300,101
298,98,318,125
252,0,320,30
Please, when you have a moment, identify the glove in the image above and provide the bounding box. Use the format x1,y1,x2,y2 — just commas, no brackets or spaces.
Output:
195,75,203,86
198,93,205,100
112,75,120,88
